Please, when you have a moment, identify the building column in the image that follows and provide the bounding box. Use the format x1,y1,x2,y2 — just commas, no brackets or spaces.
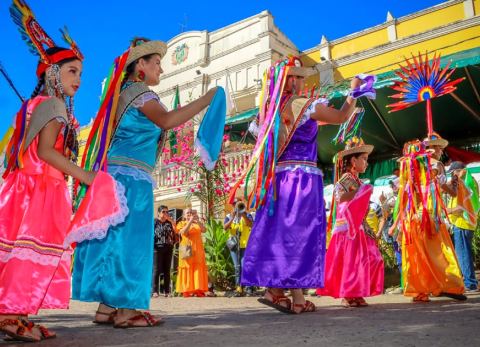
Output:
463,0,475,18
386,11,397,42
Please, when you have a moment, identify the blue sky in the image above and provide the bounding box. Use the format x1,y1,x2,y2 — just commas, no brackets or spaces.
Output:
0,0,444,135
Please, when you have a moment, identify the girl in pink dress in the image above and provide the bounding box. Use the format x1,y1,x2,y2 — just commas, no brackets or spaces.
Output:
320,137,384,307
0,1,127,342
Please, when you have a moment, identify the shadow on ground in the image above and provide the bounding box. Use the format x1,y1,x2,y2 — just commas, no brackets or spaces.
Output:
2,296,480,347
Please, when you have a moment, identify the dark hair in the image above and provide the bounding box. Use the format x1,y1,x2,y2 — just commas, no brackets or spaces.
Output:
31,46,80,98
341,153,363,174
123,53,157,84
158,205,168,212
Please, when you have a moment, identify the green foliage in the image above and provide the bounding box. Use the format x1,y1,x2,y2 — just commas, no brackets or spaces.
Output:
203,218,235,290
378,239,397,270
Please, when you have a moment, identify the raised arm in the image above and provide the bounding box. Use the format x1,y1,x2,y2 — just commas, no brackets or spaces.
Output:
37,120,95,185
309,77,362,125
140,87,217,130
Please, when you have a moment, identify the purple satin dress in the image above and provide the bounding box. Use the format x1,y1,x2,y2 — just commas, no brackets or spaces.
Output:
241,114,326,288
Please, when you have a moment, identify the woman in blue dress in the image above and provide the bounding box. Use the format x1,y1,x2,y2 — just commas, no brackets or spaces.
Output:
73,39,218,328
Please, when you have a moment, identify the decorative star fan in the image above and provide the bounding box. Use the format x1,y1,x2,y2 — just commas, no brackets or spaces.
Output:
387,52,465,137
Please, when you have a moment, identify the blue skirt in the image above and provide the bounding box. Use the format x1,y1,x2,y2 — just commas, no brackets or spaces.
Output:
72,171,154,309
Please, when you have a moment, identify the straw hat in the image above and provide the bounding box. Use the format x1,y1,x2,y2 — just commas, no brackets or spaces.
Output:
423,132,448,149
125,38,167,68
337,137,374,158
285,56,317,78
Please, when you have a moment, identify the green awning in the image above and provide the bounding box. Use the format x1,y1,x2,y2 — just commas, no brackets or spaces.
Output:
324,47,480,98
316,47,480,179
226,108,258,125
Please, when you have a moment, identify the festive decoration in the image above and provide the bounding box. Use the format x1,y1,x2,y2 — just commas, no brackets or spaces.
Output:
332,108,365,145
227,57,290,211
396,140,448,243
387,52,465,137
2,101,29,178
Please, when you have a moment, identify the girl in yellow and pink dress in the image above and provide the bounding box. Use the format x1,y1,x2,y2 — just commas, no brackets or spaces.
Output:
0,1,126,342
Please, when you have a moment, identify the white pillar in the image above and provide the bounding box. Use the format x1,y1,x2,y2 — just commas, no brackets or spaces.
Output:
386,11,397,42
464,0,475,18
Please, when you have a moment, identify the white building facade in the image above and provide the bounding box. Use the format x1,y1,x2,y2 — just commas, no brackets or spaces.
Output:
151,10,299,213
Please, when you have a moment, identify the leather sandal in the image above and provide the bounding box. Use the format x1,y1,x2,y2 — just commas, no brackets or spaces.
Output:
291,300,316,314
113,312,164,328
0,318,39,342
257,289,293,314
3,323,56,341
341,298,359,308
412,294,431,302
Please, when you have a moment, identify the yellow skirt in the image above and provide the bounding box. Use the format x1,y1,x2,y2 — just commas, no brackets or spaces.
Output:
176,263,209,294
402,219,464,297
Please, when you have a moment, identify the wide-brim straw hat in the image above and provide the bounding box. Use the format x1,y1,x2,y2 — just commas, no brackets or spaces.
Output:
338,144,374,158
126,39,167,68
337,137,374,158
423,132,448,149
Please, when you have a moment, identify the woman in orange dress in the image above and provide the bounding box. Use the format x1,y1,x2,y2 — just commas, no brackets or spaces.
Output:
176,209,209,297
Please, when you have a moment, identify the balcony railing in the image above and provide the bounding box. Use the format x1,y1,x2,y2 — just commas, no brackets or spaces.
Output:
153,149,251,190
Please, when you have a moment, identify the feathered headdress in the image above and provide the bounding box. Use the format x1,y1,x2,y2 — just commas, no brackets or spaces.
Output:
10,0,83,77
3,0,84,179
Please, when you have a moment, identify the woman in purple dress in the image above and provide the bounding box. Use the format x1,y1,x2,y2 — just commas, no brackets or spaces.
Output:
240,57,362,314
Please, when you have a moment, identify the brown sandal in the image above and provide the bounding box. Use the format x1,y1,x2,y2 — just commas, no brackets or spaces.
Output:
355,298,368,307
3,322,56,342
413,294,431,302
0,319,40,342
291,300,316,314
341,298,359,308
93,310,118,325
113,312,164,328
257,290,293,314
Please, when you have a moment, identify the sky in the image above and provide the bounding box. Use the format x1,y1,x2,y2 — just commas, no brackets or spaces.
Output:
0,0,445,135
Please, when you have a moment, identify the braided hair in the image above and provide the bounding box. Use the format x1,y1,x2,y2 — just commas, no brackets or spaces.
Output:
30,75,45,98
341,153,363,175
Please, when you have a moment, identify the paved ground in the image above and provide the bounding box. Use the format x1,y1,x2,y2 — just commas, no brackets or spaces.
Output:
2,291,479,347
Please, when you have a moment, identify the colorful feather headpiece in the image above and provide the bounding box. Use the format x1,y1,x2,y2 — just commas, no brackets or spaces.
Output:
387,52,464,137
10,0,84,77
